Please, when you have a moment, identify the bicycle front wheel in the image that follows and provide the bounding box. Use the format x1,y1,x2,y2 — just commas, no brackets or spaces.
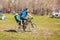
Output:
30,23,37,32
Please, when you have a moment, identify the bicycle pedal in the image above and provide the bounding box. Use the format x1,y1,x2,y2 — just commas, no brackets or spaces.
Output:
18,27,21,29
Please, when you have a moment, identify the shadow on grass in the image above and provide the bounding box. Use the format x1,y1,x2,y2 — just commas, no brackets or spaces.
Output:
4,29,31,32
4,29,17,32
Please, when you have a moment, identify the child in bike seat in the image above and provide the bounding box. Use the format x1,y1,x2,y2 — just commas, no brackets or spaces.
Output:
14,12,21,25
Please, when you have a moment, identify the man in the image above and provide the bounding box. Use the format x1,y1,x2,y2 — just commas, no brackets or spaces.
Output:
20,8,32,32
52,11,55,18
58,10,60,18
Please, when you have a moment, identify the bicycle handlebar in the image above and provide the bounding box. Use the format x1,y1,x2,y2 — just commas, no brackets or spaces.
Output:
28,17,33,20
27,17,33,22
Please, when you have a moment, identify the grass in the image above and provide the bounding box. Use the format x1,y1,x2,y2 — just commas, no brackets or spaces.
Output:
0,14,60,40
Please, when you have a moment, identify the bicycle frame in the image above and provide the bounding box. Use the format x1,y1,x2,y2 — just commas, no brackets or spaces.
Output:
28,19,34,28
18,18,37,32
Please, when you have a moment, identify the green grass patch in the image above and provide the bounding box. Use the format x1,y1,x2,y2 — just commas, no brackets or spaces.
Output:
0,14,60,40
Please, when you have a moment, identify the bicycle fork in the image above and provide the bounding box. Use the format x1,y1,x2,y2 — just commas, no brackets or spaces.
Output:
30,21,34,28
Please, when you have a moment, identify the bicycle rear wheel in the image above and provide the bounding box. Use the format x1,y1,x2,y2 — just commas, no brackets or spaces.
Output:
15,24,23,32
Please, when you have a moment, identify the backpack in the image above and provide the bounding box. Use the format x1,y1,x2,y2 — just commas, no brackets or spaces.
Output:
20,9,27,19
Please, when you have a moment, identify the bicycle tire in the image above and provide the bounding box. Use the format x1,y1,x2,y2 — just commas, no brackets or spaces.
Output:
29,23,37,32
15,24,23,32
15,24,20,31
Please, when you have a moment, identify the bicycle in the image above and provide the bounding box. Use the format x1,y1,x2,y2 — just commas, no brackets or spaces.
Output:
15,17,37,32
22,17,37,32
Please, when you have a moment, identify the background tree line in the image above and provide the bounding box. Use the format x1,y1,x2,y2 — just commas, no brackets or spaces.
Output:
0,0,60,15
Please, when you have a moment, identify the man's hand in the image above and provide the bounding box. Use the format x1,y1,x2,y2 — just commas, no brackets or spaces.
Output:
28,13,32,17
